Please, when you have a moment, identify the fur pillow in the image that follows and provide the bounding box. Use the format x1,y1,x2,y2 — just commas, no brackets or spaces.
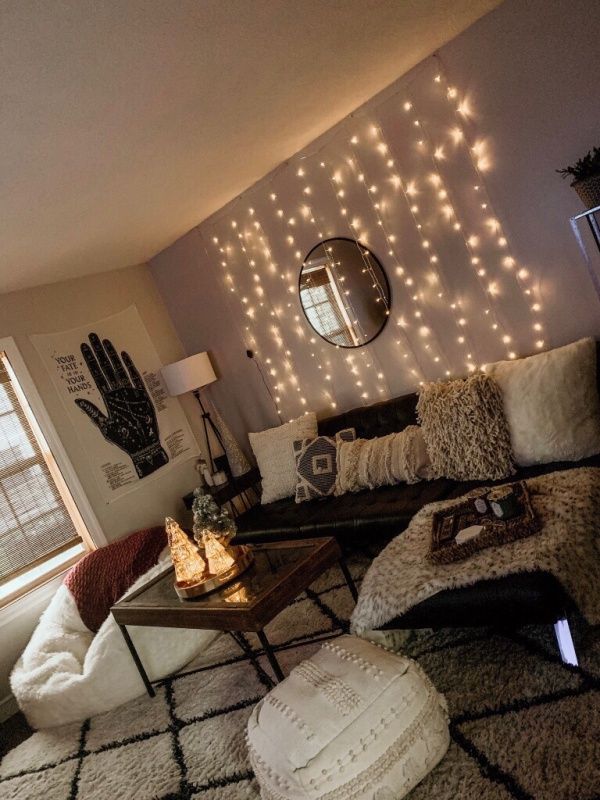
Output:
249,413,318,504
417,374,515,481
294,428,356,503
483,338,600,466
336,425,432,495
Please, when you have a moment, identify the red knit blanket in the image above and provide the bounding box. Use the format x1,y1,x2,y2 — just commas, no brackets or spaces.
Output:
64,526,167,632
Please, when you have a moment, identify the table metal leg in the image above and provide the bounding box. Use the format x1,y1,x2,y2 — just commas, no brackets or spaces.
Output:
118,624,155,697
339,557,358,602
257,630,285,682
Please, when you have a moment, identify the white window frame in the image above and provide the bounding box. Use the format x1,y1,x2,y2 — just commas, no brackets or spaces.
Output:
0,336,106,607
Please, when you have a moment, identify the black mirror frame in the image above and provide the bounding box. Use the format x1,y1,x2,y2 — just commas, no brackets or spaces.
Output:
298,236,392,349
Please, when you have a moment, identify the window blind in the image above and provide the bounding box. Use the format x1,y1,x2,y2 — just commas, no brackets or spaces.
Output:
0,353,81,584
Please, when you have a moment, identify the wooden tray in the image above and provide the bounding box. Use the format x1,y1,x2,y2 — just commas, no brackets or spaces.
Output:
429,481,540,564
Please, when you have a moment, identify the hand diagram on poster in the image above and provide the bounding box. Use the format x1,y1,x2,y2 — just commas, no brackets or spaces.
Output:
75,333,169,479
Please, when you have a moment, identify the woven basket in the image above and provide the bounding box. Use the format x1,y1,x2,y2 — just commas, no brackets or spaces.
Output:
573,174,600,209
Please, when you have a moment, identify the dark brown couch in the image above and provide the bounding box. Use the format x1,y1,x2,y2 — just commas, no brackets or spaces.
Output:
232,387,597,659
234,390,600,546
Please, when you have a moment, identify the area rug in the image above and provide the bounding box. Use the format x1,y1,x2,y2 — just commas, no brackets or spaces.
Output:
1,552,599,800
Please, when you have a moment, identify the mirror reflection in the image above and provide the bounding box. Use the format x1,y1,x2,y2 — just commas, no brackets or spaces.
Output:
299,238,390,347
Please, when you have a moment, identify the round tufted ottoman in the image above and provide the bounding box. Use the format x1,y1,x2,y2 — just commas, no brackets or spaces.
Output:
246,634,449,800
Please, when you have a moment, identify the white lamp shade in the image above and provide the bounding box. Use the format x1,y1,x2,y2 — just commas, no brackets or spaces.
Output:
161,352,217,396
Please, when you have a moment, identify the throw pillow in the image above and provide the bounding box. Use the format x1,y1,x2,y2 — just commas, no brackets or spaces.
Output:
417,374,515,481
483,337,600,466
249,412,318,504
294,428,356,503
336,425,432,495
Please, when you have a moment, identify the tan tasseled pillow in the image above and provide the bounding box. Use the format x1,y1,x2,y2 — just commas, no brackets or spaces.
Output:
335,425,432,495
417,374,515,481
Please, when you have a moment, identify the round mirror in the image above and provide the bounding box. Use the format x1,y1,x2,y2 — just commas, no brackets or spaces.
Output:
299,238,391,347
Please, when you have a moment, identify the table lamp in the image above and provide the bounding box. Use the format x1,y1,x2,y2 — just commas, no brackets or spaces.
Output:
161,352,226,473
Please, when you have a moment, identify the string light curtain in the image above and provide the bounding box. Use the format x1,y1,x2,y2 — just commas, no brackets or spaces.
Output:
203,56,544,421
0,353,82,583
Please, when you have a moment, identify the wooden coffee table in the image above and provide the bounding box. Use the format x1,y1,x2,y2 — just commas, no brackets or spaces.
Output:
111,537,357,696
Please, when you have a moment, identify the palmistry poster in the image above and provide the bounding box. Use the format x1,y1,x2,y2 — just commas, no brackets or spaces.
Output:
31,306,199,502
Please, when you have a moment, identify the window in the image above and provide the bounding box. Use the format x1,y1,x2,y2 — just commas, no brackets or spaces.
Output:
0,340,102,607
299,264,359,347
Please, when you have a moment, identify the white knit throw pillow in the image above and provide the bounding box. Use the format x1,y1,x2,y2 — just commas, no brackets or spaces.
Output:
483,337,600,466
249,413,317,504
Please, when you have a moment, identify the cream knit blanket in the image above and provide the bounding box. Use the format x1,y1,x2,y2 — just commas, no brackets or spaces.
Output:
351,467,600,634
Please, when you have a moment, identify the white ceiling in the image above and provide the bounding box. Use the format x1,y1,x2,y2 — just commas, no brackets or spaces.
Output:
0,0,500,294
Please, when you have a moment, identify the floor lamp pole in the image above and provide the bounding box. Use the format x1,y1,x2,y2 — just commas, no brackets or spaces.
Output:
193,388,228,473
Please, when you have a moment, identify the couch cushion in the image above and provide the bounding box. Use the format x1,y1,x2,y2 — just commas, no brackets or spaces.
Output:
318,392,418,440
234,453,600,544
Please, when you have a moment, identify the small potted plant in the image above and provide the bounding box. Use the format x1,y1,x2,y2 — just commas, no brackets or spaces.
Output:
557,146,600,209
191,487,237,546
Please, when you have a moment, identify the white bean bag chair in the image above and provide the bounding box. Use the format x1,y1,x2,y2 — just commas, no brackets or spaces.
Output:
11,534,218,730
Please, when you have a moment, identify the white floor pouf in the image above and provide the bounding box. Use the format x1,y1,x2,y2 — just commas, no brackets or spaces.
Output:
247,635,449,800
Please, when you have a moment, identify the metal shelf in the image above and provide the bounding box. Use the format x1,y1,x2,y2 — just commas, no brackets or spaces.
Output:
570,204,600,300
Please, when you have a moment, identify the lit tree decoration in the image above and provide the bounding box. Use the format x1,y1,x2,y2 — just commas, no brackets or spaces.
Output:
166,516,207,585
202,530,237,575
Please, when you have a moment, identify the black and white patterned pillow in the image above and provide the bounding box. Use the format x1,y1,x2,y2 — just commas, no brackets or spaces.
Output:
294,428,356,503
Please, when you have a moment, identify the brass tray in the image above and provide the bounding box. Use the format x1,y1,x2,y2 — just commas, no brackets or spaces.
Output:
174,545,254,599
429,481,540,564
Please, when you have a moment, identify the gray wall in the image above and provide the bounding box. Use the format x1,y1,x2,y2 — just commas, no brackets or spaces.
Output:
150,0,600,449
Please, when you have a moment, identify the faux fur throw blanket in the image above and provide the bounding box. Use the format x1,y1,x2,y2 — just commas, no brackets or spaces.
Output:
351,467,600,634
64,526,166,632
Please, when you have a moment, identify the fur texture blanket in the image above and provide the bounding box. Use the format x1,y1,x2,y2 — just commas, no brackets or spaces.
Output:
351,467,600,635
11,547,218,729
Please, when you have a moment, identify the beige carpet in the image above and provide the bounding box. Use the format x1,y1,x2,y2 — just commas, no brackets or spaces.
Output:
1,553,599,800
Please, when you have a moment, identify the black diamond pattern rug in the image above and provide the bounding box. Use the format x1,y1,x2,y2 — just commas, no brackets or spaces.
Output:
1,552,599,800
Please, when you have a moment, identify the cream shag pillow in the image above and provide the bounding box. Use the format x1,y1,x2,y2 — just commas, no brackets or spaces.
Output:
483,337,600,466
249,413,318,504
417,374,515,481
336,425,432,495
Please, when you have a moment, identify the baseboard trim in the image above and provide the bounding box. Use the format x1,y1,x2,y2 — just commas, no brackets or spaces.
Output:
0,693,18,723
